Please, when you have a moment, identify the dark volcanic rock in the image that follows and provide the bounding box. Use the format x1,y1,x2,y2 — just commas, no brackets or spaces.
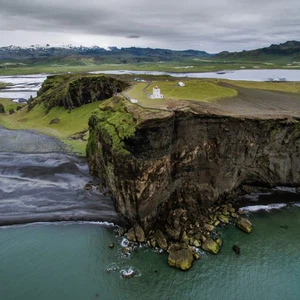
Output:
233,245,240,254
87,98,300,232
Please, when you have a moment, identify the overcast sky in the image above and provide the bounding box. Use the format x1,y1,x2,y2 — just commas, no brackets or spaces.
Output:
0,0,299,52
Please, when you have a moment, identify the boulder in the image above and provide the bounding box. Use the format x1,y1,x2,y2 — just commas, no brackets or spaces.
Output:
229,207,236,213
168,244,194,271
150,238,157,248
218,214,229,224
154,229,168,250
222,207,230,216
201,238,220,254
126,228,136,242
203,223,215,232
213,220,220,227
190,237,201,247
122,247,131,255
232,245,240,254
236,217,252,233
216,238,223,247
134,224,145,243
200,234,207,243
49,118,60,125
165,226,181,241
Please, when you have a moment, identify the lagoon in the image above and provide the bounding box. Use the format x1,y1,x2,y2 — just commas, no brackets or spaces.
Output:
1,69,300,100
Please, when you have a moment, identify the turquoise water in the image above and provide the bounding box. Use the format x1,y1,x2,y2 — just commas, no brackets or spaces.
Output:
1,206,300,300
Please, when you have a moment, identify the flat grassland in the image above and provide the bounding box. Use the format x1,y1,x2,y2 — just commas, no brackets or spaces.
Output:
126,78,300,118
0,100,102,155
126,79,238,109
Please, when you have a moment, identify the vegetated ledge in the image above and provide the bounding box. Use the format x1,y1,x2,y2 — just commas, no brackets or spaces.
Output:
29,73,129,112
87,96,300,269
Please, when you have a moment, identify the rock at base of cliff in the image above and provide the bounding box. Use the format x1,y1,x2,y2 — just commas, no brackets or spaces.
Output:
236,217,252,233
134,224,145,243
154,229,168,250
201,238,220,254
168,244,194,271
126,228,136,242
218,214,230,224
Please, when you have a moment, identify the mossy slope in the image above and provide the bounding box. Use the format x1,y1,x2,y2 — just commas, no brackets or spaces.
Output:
87,96,136,156
32,74,129,111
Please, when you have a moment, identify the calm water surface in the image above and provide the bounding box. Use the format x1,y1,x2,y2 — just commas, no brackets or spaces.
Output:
1,205,299,300
1,69,300,100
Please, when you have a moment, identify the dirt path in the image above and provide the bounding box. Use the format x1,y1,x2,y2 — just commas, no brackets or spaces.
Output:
187,84,300,119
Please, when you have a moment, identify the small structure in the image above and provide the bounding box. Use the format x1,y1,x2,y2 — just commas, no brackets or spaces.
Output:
178,82,185,87
12,98,27,103
130,99,138,103
149,86,164,99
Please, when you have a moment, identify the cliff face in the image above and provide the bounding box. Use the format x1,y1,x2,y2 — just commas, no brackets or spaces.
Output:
87,98,300,230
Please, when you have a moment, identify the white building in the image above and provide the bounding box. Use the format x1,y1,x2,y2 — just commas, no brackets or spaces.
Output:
130,99,138,103
149,86,164,99
178,82,185,87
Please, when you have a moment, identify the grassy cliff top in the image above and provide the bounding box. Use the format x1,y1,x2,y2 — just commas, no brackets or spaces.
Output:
1,75,300,156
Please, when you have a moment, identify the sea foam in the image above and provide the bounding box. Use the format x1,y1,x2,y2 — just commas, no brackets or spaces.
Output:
241,203,287,212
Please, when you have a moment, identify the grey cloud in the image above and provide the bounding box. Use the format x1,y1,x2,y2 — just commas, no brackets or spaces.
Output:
0,0,299,52
127,35,140,39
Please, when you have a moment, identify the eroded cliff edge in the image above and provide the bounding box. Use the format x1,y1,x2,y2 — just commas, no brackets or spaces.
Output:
87,96,300,232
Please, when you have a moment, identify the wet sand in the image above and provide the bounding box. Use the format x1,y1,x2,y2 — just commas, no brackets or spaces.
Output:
0,126,123,226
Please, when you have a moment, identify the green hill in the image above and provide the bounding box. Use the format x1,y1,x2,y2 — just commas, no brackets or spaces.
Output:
215,41,300,62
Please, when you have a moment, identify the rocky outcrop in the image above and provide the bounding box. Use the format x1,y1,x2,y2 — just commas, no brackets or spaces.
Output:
87,97,300,234
168,244,194,270
236,217,252,233
201,238,220,254
32,74,129,112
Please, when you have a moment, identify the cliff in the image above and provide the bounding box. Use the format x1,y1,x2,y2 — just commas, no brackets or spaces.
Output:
87,97,300,232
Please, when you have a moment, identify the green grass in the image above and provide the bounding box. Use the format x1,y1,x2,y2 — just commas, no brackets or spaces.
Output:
146,80,237,101
0,98,25,112
0,100,104,155
126,79,238,109
90,98,136,155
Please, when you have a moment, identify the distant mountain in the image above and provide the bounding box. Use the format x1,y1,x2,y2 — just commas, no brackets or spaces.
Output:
215,41,300,62
0,45,211,64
